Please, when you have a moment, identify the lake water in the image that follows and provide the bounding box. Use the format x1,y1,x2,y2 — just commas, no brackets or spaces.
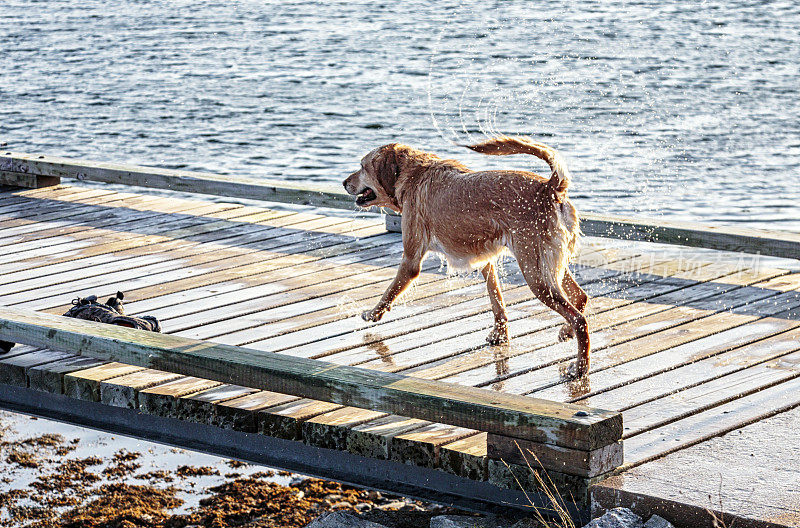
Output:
2,0,799,231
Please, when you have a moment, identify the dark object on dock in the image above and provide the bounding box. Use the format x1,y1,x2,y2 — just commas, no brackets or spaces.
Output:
0,340,13,354
63,291,161,332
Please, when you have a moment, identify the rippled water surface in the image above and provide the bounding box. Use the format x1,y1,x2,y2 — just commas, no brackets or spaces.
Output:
2,0,799,230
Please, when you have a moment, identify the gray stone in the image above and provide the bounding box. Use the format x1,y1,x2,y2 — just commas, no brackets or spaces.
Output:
583,508,644,528
643,515,674,528
304,511,389,528
429,515,498,528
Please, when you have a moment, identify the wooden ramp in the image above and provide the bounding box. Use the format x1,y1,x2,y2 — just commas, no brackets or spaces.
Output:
0,183,798,526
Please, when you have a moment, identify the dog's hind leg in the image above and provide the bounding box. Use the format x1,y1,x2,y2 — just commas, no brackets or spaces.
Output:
481,261,509,345
516,254,590,379
557,268,589,342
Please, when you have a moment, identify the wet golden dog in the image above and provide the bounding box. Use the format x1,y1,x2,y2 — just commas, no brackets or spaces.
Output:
343,136,590,378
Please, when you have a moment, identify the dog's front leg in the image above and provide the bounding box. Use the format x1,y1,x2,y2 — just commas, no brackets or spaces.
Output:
362,256,422,322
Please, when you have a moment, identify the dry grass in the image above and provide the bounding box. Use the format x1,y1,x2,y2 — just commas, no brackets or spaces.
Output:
504,441,577,528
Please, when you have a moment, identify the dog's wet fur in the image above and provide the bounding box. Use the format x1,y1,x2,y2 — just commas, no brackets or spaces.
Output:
343,136,590,378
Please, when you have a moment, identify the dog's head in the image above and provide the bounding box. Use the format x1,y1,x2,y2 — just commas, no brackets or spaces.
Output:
343,144,401,211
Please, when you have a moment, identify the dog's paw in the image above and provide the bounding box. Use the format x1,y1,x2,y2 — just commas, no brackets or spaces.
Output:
361,308,385,323
565,360,589,380
558,323,575,342
486,324,510,346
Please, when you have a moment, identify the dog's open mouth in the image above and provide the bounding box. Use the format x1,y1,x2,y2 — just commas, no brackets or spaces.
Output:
355,187,377,206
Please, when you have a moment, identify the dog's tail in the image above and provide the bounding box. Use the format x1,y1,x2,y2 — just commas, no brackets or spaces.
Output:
464,135,570,195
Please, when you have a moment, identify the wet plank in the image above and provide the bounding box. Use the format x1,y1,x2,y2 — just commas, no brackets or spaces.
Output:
623,375,800,466
582,327,800,412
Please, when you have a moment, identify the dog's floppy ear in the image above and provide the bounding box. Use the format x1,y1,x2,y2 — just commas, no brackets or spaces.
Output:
374,144,400,199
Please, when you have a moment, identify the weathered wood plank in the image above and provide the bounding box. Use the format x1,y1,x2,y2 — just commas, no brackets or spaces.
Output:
581,327,800,412
214,390,296,432
137,376,223,417
0,349,76,386
623,375,800,466
487,434,623,478
545,320,800,407
0,153,355,210
621,347,800,438
0,306,622,448
302,407,387,450
28,355,107,394
390,424,477,469
461,268,791,395
63,362,146,401
487,459,604,507
438,433,489,481
0,170,59,189
258,398,341,441
345,415,429,460
173,384,260,426
99,369,182,408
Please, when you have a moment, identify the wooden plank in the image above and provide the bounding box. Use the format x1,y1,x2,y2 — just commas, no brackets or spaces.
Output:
9,219,379,311
63,362,146,401
262,255,634,360
0,306,622,448
621,347,800,438
137,376,223,417
356,261,732,383
27,355,107,394
0,170,59,188
390,424,477,468
302,407,387,450
487,434,623,478
439,433,489,481
214,390,296,432
258,398,341,441
99,369,182,408
0,152,356,210
547,320,800,407
487,459,603,506
623,375,800,466
38,224,390,317
0,349,75,386
582,327,800,412
345,415,429,460
172,384,260,426
580,212,800,260
461,268,791,395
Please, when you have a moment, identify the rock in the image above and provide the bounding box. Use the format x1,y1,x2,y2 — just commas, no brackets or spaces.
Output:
644,515,674,528
304,511,389,528
376,501,407,510
583,508,644,528
429,514,497,528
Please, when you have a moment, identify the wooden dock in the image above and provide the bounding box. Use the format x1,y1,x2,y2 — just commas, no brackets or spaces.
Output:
0,153,799,527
